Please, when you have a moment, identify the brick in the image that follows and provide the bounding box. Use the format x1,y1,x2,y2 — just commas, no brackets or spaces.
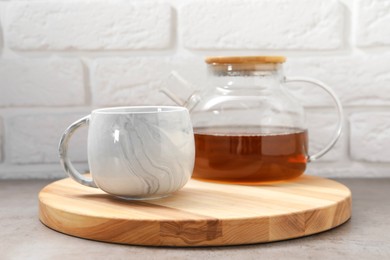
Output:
0,11,2,50
284,55,390,107
306,111,345,162
8,113,89,164
181,0,343,50
350,113,390,162
6,1,171,50
91,57,175,106
0,117,3,163
0,58,84,107
355,0,390,47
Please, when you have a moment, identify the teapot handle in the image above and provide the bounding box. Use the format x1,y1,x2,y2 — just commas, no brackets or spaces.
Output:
284,77,344,162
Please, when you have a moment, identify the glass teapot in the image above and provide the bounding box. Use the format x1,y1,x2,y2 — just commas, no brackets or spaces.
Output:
161,56,343,184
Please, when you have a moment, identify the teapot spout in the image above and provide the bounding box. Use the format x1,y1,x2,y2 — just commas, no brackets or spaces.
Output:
160,71,200,110
160,88,186,106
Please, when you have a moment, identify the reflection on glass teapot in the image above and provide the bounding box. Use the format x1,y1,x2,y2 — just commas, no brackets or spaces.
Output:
161,56,343,184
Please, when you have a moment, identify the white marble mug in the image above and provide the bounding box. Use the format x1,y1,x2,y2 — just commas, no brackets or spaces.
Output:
59,106,195,200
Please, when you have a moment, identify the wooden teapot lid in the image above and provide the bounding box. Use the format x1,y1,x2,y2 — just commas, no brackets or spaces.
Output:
205,56,286,64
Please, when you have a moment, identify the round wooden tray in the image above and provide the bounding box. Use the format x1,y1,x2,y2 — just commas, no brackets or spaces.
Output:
39,175,351,247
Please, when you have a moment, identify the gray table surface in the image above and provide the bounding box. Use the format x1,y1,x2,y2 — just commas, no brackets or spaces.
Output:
1,178,389,260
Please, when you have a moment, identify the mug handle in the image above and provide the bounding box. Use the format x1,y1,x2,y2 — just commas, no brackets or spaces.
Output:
284,77,344,162
58,115,97,188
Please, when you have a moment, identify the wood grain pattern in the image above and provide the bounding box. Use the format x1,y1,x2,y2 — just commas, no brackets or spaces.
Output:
39,175,352,246
205,56,286,64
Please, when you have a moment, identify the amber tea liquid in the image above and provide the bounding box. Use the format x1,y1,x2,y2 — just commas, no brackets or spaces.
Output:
193,126,308,184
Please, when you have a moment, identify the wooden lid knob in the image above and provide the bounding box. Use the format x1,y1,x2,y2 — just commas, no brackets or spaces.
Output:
205,56,286,64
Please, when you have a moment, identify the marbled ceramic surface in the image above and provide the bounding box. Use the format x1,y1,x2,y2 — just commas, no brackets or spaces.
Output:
87,106,195,199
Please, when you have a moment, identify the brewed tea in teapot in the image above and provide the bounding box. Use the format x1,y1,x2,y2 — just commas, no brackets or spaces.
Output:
161,56,343,184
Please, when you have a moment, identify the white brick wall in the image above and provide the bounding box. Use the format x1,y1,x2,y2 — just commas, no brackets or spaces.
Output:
350,113,390,162
0,58,84,106
0,117,3,163
284,55,390,106
355,0,390,47
181,0,344,50
6,1,172,50
0,0,389,179
91,58,173,106
8,113,88,164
